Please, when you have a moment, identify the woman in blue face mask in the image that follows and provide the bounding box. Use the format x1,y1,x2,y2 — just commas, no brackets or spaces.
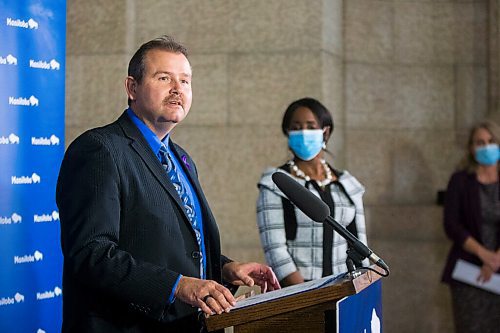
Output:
441,120,500,332
256,98,369,287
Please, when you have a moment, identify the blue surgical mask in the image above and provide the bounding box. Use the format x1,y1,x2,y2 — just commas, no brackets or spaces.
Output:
475,143,500,166
288,129,324,161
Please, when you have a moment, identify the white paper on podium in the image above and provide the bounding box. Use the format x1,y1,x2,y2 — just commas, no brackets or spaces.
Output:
451,259,500,295
232,273,346,310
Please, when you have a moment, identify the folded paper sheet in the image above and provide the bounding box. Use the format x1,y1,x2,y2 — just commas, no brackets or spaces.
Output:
451,259,500,295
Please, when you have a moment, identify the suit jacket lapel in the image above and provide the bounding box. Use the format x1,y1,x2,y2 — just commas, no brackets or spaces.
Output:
117,112,221,256
116,112,191,225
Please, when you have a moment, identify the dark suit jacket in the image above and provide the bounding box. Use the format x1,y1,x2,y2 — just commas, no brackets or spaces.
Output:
56,112,231,332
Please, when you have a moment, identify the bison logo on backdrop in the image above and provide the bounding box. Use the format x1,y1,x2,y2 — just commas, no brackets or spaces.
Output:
49,59,60,70
29,95,39,106
32,173,41,183
14,293,24,303
50,134,60,145
54,286,62,297
11,213,22,223
52,211,59,220
37,329,46,333
34,250,43,261
7,54,17,66
28,18,38,29
6,54,17,65
8,133,19,144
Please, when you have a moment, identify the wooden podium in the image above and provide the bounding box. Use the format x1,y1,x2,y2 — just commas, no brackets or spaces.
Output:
204,268,383,333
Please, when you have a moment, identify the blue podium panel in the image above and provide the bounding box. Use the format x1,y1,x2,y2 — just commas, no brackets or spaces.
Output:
337,280,383,333
0,1,66,332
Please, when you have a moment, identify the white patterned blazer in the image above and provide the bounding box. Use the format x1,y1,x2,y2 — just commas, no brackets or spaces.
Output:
256,166,368,281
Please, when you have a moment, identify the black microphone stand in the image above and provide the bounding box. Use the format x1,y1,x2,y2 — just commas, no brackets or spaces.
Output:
345,245,364,279
324,216,390,277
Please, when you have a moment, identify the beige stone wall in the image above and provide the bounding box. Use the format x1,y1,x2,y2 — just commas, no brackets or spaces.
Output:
66,0,344,262
66,0,493,332
491,0,500,124
345,0,488,205
345,1,490,332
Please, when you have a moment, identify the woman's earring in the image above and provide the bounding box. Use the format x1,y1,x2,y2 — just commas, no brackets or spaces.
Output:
322,142,326,149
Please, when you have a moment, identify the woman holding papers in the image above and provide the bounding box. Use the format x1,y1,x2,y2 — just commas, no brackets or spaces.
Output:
256,98,368,287
441,120,500,332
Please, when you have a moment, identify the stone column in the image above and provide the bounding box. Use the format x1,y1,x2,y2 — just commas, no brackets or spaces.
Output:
344,1,488,332
489,0,500,123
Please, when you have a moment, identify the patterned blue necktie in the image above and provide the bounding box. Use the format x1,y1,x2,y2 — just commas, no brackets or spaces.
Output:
159,145,204,276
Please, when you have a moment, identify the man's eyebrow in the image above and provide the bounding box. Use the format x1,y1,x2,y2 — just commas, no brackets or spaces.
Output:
153,71,191,78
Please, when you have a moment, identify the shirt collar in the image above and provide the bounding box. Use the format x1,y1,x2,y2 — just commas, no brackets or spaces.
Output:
126,108,170,155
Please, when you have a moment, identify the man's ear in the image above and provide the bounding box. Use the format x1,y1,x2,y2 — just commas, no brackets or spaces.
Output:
125,76,137,102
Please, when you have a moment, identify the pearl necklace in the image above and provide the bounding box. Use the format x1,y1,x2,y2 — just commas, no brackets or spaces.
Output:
288,159,334,188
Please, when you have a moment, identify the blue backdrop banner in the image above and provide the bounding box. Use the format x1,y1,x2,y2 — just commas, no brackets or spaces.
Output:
0,1,66,332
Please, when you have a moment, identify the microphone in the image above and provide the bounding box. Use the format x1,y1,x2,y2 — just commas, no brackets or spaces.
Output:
272,171,389,274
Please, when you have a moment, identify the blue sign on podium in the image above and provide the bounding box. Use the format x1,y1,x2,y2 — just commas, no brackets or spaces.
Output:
337,280,383,333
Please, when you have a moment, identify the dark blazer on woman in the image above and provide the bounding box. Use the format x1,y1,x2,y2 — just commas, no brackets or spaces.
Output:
441,170,500,284
56,111,230,332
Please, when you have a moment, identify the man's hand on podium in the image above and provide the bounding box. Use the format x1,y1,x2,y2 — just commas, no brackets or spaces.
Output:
175,276,236,315
222,261,281,293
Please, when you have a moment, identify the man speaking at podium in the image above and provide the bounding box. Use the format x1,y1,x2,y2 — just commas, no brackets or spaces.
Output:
56,35,279,333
